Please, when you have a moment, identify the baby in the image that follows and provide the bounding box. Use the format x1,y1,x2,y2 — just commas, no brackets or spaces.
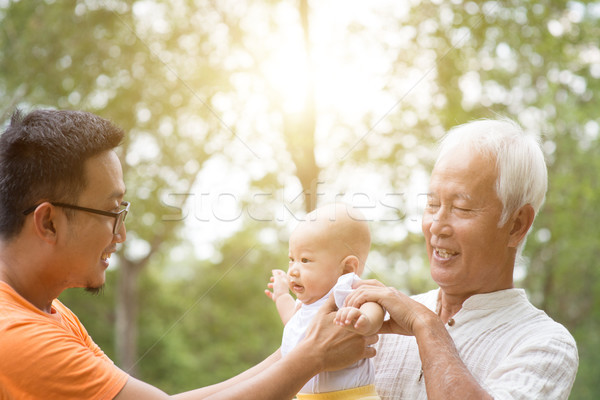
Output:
265,203,383,399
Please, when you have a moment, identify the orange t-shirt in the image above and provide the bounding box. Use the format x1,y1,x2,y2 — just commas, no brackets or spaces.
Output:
0,281,128,399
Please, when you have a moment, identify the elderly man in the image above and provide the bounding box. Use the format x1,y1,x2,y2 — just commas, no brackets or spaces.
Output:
0,109,376,399
347,118,578,399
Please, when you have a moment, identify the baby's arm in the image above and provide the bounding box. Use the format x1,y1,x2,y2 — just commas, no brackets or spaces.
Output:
334,302,384,336
264,269,297,325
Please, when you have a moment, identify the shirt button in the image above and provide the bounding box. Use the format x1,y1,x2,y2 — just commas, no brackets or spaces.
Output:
448,318,455,327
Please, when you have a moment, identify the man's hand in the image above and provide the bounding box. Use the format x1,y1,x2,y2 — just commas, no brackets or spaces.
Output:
299,295,378,372
345,279,433,336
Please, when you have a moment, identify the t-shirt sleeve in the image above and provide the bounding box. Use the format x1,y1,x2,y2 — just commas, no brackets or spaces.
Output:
0,314,128,399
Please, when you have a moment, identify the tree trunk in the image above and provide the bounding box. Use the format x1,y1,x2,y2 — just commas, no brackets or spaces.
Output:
115,258,142,376
113,177,197,375
283,0,320,214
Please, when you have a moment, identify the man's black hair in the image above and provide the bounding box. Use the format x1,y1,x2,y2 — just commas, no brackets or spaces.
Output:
0,109,124,239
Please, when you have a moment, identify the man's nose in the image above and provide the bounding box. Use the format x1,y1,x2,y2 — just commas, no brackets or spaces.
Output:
428,207,452,237
114,223,127,243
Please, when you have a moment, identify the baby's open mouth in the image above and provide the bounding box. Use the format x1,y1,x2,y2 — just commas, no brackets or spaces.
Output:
290,282,304,293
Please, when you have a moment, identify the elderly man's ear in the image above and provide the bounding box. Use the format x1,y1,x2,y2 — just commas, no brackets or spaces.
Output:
508,204,536,248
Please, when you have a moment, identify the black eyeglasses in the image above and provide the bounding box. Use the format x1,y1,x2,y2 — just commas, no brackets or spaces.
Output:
23,201,130,235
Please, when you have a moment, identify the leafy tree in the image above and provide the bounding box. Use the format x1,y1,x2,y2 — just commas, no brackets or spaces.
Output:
0,0,225,374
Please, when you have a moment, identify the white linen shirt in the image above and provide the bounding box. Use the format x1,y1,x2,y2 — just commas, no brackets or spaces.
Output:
373,288,578,400
281,273,375,394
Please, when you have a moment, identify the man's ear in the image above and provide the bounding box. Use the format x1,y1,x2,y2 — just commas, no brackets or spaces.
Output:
508,204,536,248
32,203,59,244
341,255,359,275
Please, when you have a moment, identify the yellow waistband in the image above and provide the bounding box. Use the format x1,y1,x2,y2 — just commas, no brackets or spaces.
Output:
296,384,380,400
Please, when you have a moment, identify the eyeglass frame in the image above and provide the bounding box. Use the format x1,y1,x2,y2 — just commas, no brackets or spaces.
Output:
23,201,130,235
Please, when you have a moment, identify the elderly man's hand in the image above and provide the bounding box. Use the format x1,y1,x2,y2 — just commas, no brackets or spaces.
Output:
345,279,436,337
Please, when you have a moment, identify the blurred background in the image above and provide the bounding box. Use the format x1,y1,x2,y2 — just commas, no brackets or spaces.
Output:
1,0,598,397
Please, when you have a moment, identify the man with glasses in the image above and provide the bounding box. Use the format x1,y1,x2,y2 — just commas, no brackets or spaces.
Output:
0,109,376,399
23,201,130,235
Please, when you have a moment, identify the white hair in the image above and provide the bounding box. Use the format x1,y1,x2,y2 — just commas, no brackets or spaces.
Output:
435,118,548,250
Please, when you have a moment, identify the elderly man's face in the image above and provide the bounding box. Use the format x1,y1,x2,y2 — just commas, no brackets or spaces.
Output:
422,146,515,297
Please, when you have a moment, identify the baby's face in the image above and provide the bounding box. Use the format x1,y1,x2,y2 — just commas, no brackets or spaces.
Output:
287,223,344,305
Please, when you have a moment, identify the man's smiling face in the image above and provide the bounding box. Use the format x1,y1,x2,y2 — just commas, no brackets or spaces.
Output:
422,146,514,298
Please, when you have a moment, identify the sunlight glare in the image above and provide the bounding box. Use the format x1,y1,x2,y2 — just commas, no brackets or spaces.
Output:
262,39,310,114
261,2,396,118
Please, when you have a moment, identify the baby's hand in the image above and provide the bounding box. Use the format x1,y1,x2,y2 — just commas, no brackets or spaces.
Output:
334,306,371,335
264,269,290,302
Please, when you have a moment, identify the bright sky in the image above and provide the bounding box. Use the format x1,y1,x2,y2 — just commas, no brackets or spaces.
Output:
170,1,432,265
